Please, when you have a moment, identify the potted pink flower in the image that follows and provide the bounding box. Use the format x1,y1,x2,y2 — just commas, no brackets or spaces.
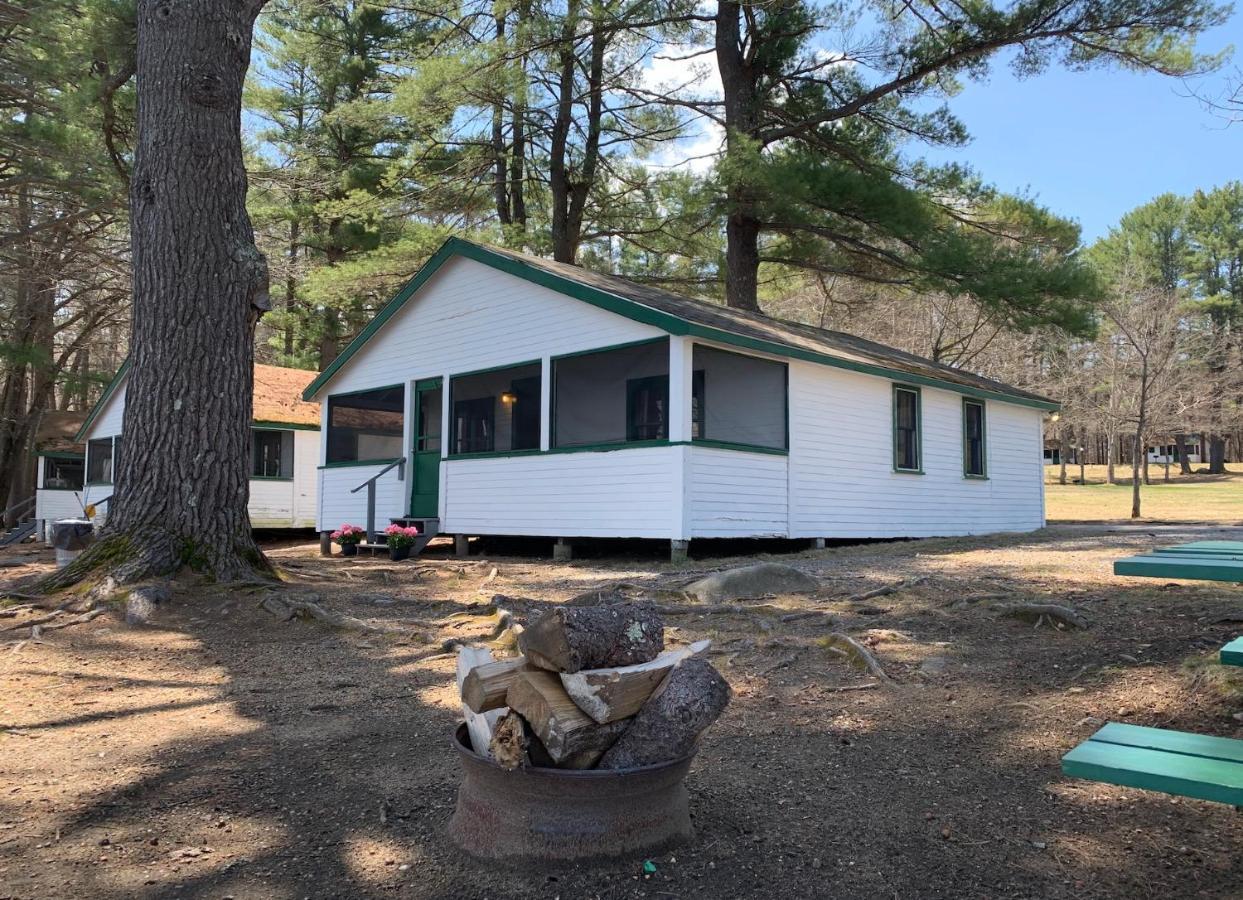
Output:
332,524,365,557
384,523,420,561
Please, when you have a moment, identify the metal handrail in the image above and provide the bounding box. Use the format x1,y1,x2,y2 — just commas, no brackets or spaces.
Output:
349,458,406,542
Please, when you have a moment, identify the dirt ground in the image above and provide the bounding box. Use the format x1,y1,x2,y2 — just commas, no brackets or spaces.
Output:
4,527,1243,899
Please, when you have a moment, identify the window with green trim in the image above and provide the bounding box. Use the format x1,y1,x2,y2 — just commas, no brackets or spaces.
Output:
553,339,669,448
963,399,986,477
893,386,921,472
43,456,84,490
326,386,404,464
252,429,293,478
86,438,115,484
449,362,541,455
691,345,787,450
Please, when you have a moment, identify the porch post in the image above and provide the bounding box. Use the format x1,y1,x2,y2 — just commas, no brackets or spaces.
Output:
539,356,552,452
667,337,692,443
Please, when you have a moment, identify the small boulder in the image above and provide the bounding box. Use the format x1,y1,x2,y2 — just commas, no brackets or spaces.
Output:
124,583,171,627
683,563,819,603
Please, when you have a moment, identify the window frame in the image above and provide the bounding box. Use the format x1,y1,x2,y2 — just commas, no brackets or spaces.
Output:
451,395,496,455
445,360,543,458
892,385,922,474
251,428,294,481
550,337,670,451
86,437,116,485
626,373,670,443
324,384,405,466
962,398,987,479
689,344,789,453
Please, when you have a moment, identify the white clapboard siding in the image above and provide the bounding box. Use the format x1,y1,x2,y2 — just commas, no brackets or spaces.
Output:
87,383,126,439
687,446,788,538
788,361,1044,538
442,446,676,538
317,463,408,532
291,431,320,527
35,489,85,525
248,479,296,528
323,256,665,396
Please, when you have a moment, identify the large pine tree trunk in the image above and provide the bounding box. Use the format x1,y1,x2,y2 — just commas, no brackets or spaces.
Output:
46,0,271,589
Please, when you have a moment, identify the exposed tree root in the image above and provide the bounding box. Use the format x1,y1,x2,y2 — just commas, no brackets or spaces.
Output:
820,632,895,684
261,593,432,640
995,603,1088,630
838,576,928,604
36,527,275,595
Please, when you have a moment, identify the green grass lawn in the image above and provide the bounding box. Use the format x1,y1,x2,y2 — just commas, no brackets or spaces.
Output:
1046,474,1243,523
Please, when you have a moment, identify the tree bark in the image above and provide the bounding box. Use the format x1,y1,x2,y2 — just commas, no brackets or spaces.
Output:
44,0,272,588
1208,433,1227,474
1174,432,1192,475
716,0,762,312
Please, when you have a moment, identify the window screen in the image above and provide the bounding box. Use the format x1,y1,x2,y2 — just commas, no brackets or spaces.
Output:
449,362,542,455
553,340,669,448
43,457,84,490
326,386,404,463
691,345,787,450
893,387,920,472
252,429,294,478
87,438,114,483
963,400,986,477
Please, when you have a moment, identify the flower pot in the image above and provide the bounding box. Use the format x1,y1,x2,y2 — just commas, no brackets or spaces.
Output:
389,544,411,562
449,724,695,864
340,543,358,557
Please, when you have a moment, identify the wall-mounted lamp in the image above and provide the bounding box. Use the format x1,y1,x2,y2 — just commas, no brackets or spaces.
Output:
500,391,518,405
1049,412,1061,422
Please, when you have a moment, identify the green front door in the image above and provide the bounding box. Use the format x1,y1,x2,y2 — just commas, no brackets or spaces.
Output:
410,378,442,518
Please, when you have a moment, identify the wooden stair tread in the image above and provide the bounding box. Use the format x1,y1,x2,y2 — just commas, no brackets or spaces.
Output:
1113,555,1243,583
1063,737,1243,806
1220,637,1243,667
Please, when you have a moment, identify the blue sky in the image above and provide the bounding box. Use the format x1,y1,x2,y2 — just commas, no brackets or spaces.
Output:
920,17,1241,244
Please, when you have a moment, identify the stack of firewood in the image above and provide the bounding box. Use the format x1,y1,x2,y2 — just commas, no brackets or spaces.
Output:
455,604,730,770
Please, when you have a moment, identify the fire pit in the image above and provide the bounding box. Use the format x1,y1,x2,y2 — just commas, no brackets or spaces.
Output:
449,724,695,863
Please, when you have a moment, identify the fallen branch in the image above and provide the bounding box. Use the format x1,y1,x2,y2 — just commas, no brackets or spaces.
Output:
1,609,63,632
821,632,894,684
0,604,36,619
995,603,1088,631
36,608,106,633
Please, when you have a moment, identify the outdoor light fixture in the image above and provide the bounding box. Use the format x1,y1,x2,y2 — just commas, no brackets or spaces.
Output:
500,390,518,404
1049,412,1061,422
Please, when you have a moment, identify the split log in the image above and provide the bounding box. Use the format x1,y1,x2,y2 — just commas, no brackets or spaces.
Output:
505,670,629,765
461,655,531,713
456,646,506,758
518,604,662,673
598,658,731,770
560,640,710,724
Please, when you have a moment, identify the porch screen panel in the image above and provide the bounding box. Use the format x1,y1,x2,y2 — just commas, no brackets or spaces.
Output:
691,345,787,450
449,362,541,455
553,339,670,448
44,457,84,490
87,438,114,484
326,386,404,463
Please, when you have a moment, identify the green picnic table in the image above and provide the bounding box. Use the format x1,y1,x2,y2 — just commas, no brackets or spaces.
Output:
1113,540,1243,583
1063,539,1243,806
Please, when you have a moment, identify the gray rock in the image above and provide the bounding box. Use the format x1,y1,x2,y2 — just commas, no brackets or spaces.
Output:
918,655,949,676
683,563,819,603
124,583,171,627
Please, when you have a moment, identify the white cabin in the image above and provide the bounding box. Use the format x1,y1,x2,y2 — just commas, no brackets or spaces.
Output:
75,363,322,530
32,411,88,539
303,239,1055,558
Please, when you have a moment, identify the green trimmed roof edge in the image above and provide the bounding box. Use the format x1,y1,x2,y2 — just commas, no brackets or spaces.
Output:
74,357,131,442
302,237,1059,412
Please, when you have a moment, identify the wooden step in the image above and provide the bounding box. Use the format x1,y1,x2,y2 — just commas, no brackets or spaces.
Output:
1220,637,1243,667
1113,554,1243,583
1062,722,1243,805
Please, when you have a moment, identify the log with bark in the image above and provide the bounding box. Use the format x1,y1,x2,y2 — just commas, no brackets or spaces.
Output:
597,658,731,769
504,670,630,766
461,655,530,713
456,646,505,758
559,640,710,724
518,604,663,673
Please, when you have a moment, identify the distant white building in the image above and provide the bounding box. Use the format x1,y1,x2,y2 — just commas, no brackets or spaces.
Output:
301,238,1056,559
76,363,322,530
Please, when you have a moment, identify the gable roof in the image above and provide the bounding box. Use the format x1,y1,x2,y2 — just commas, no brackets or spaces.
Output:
76,362,321,441
34,411,88,455
303,237,1058,411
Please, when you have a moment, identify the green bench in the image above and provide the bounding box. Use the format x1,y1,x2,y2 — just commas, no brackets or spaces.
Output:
1113,540,1243,583
1063,542,1243,804
1062,722,1243,805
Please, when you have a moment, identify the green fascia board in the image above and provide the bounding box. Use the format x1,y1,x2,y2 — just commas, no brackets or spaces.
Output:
302,238,1058,412
75,357,131,442
1114,555,1243,583
1221,637,1243,667
252,421,321,432
318,457,403,470
1062,739,1243,805
38,451,85,460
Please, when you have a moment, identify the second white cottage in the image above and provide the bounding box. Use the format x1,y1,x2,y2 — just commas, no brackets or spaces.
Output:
305,238,1056,560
